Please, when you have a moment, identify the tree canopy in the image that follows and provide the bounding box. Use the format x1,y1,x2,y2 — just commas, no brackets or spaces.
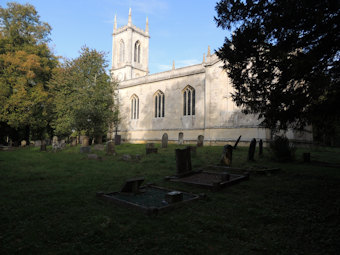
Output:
0,2,57,141
50,47,115,138
215,0,340,131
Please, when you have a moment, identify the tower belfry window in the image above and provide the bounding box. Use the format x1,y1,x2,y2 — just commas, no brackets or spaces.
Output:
154,90,165,118
183,86,195,116
119,40,125,63
134,41,141,63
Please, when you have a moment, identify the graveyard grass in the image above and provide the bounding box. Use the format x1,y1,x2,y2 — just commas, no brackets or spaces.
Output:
1,144,339,254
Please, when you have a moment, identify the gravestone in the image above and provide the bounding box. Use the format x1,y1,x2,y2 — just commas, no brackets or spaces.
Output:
34,140,42,147
87,154,101,160
259,139,263,156
82,136,89,147
197,135,204,147
175,147,192,176
80,146,91,153
93,144,105,151
220,144,233,166
120,177,145,194
21,140,26,147
233,135,242,149
248,138,256,161
60,140,66,149
70,137,77,147
146,143,157,154
106,141,116,155
114,135,121,145
178,132,184,145
161,133,168,148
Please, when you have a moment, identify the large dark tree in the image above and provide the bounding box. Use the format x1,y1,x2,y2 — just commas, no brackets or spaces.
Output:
215,0,340,132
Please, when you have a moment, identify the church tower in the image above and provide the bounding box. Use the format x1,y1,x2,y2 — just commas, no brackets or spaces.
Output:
111,9,150,81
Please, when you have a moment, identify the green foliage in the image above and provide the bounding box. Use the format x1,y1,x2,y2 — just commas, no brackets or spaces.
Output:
215,0,340,131
0,2,57,140
269,135,296,162
50,47,116,137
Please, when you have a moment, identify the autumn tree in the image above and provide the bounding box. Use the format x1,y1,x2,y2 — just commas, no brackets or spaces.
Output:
0,2,57,143
50,47,115,141
215,0,340,135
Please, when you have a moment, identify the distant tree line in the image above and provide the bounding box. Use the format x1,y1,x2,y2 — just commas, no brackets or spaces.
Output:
0,2,118,145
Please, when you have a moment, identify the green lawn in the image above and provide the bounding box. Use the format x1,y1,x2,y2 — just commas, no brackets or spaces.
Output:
0,144,339,254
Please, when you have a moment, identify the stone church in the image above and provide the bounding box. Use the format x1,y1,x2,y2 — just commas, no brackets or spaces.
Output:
111,10,312,145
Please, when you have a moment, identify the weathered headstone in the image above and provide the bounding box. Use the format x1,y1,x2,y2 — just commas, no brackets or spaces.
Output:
178,132,184,145
197,135,204,147
21,140,27,147
259,139,263,156
70,137,77,147
146,143,157,154
233,135,242,149
34,140,42,147
175,147,192,176
82,136,89,147
220,144,233,166
161,133,168,148
106,141,116,155
60,139,66,149
80,146,91,153
114,135,121,145
248,138,256,161
93,144,105,151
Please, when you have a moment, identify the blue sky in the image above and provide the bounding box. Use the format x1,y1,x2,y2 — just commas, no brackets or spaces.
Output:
2,0,229,74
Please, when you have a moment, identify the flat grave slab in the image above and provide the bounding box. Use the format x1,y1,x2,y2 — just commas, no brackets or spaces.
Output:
167,165,249,191
208,165,280,176
97,180,200,215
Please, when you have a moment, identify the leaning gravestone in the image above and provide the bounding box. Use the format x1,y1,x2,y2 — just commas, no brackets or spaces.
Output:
114,135,121,145
259,139,263,156
161,133,168,148
248,138,256,161
220,144,233,166
175,147,192,176
233,135,242,149
197,135,204,147
106,141,116,155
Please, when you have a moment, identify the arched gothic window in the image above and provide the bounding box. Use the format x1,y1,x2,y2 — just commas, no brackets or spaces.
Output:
134,41,141,63
130,94,139,119
154,90,165,118
183,86,195,116
119,40,125,63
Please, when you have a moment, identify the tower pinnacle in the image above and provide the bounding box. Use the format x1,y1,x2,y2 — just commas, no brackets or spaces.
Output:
114,14,117,32
146,17,149,34
128,8,132,26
